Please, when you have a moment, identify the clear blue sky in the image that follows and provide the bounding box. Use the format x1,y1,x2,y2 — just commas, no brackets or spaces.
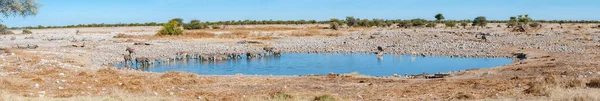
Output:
2,0,599,27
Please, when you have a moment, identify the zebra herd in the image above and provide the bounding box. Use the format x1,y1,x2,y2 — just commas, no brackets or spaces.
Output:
121,46,282,67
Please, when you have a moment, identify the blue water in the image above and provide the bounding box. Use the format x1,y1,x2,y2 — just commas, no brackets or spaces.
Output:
116,53,513,76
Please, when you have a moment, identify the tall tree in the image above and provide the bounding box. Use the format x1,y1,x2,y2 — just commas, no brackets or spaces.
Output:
0,0,41,20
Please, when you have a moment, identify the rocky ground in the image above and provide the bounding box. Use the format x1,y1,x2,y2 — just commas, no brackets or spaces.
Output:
1,23,600,100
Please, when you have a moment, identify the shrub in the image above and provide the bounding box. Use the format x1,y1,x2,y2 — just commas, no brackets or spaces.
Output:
587,78,600,88
330,22,340,30
314,95,335,101
425,22,436,28
398,21,414,28
445,21,457,27
156,20,183,36
411,19,427,27
271,93,293,100
460,22,468,28
211,25,221,29
529,22,542,28
22,29,32,34
184,20,203,30
472,16,487,28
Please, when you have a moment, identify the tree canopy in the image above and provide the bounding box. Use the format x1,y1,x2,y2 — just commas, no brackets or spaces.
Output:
0,0,41,20
435,13,445,21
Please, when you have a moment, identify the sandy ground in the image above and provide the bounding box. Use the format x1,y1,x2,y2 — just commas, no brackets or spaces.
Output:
1,23,600,101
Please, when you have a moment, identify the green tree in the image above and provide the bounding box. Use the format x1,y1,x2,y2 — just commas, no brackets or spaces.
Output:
157,20,183,36
472,16,487,28
435,13,445,22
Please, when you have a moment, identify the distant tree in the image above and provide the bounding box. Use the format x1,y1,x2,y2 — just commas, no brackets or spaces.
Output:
435,13,445,22
170,18,184,26
460,22,468,29
507,16,517,28
517,14,533,26
157,20,183,36
444,21,456,28
472,16,487,28
346,16,357,27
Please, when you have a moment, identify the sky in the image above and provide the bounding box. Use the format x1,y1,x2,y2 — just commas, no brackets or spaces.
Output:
2,0,599,27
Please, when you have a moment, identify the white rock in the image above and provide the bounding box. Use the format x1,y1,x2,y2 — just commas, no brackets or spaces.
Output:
154,92,159,96
58,86,64,90
169,92,174,95
34,83,39,89
58,73,65,77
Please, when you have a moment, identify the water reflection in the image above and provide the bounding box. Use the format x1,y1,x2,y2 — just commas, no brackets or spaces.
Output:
115,53,513,76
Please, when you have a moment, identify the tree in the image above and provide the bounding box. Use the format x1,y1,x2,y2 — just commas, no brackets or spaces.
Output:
508,16,517,28
435,13,445,22
346,16,357,27
0,0,41,20
472,16,487,28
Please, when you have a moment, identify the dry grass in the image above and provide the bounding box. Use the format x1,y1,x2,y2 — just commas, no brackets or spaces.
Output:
524,82,550,96
219,31,250,39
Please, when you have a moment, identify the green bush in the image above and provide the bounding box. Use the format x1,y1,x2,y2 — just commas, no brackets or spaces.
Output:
445,21,457,27
170,18,184,27
272,93,293,100
411,19,427,27
508,16,517,28
184,20,204,30
22,29,32,34
156,20,183,36
398,21,414,28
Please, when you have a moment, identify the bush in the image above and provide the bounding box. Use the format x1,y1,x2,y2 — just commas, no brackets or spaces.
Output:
411,19,426,27
156,20,183,36
272,93,293,100
314,95,335,101
22,29,32,34
445,21,457,27
184,20,204,30
330,22,340,30
398,21,414,28
529,22,542,28
425,22,436,28
170,18,184,27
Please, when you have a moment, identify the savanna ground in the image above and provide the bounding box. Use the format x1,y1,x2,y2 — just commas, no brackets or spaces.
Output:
1,23,600,101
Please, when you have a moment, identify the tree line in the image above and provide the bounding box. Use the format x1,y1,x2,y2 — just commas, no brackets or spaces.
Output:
9,15,600,30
